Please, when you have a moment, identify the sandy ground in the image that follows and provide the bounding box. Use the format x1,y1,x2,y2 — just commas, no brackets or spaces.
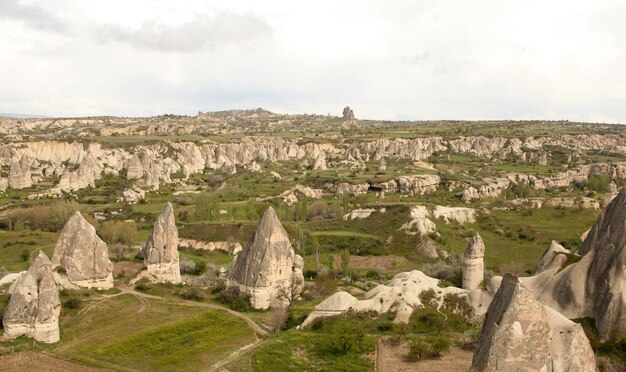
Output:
0,351,108,371
112,261,143,278
376,339,473,372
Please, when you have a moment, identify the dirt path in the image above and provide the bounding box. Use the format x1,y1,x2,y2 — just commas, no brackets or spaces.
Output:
210,337,267,371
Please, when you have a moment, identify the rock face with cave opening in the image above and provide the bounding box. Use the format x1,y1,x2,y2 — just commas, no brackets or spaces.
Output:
3,251,61,343
227,207,304,309
143,202,181,284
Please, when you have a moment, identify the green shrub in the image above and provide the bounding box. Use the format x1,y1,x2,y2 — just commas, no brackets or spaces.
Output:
215,286,252,311
20,250,30,262
320,321,366,355
408,335,451,360
63,298,81,309
177,288,205,301
135,283,151,292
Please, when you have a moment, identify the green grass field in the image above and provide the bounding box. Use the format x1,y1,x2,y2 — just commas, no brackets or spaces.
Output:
52,294,256,371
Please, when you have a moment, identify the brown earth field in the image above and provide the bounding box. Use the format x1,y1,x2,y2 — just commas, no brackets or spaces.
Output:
376,339,473,372
0,351,108,372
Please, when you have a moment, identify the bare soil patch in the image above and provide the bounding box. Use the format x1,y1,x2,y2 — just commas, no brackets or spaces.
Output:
112,261,143,277
0,351,107,371
376,339,472,372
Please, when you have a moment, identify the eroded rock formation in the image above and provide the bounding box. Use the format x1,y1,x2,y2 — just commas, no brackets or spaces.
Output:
463,234,485,291
3,251,61,343
227,207,304,309
8,155,32,189
516,189,626,341
52,212,113,289
471,274,595,372
303,270,468,326
143,202,181,284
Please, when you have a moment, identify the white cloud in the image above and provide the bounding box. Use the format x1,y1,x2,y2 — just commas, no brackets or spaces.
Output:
0,0,625,123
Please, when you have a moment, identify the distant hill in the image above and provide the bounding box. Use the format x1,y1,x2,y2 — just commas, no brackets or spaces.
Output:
0,113,51,119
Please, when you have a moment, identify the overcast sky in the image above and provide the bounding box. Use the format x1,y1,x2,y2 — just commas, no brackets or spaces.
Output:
1,0,625,122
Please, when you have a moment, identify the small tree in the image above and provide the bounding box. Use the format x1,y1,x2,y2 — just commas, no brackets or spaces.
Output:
269,305,289,334
324,321,365,355
275,278,303,309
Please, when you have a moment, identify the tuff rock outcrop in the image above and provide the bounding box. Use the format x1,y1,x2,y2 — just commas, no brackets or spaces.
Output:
143,202,181,284
400,206,437,235
8,155,32,189
398,175,440,195
303,270,468,326
433,206,476,224
312,153,327,171
126,154,144,179
3,251,61,343
463,234,485,291
118,187,145,204
517,188,626,341
52,212,113,289
471,274,595,372
227,207,304,309
58,151,103,192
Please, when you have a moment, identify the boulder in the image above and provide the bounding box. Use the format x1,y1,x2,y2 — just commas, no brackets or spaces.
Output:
471,274,595,372
52,212,113,289
143,202,181,284
3,251,61,343
227,207,304,309
463,234,485,291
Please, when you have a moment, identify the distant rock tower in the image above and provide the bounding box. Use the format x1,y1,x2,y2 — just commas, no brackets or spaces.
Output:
227,207,305,309
3,251,61,343
462,233,485,290
143,202,181,284
342,106,354,120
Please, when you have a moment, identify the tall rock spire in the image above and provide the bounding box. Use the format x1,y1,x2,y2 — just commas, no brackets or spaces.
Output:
462,233,485,291
143,202,181,283
227,207,304,309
